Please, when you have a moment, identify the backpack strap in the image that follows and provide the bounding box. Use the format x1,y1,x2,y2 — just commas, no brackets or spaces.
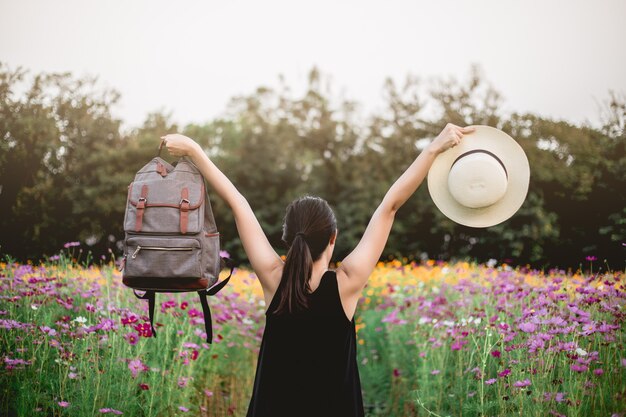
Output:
133,289,157,339
131,258,236,344
197,256,236,344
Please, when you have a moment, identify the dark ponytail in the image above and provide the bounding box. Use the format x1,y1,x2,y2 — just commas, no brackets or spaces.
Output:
271,195,337,315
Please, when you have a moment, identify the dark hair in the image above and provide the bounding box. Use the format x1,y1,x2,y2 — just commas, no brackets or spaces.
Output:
271,195,337,315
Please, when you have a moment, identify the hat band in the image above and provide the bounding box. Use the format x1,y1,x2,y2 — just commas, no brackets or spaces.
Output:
451,149,508,179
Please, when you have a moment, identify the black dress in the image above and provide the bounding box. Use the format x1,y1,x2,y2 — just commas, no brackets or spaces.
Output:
246,269,365,417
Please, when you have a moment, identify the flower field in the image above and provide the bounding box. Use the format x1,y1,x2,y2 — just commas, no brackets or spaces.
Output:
1,251,625,417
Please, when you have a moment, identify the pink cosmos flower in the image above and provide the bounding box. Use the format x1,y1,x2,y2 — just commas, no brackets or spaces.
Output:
513,379,531,388
58,401,70,407
139,383,150,390
498,368,511,378
491,350,501,358
593,368,604,376
570,364,588,372
99,408,123,415
204,389,213,397
121,314,138,326
431,369,441,375
485,378,497,385
124,332,139,346
381,309,407,325
178,376,191,388
134,323,152,338
128,359,144,378
40,326,57,336
519,322,537,333
178,406,189,412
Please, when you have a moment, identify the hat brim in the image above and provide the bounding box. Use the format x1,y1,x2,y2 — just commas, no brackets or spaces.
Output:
427,125,530,228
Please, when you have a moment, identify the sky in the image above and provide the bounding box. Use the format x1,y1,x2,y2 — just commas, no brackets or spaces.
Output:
1,0,625,133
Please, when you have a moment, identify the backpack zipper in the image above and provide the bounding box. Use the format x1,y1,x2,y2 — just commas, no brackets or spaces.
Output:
131,245,194,259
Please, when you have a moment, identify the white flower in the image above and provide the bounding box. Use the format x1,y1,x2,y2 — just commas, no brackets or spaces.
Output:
442,320,456,327
73,316,87,324
575,348,588,356
31,305,38,310
487,259,497,268
418,317,430,325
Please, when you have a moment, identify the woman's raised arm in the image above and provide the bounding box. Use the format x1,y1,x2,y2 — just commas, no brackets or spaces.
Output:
161,134,283,287
336,124,475,296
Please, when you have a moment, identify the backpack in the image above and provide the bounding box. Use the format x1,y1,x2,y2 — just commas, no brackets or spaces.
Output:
120,140,234,343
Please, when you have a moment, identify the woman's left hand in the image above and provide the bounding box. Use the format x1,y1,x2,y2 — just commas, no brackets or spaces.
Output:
160,133,200,158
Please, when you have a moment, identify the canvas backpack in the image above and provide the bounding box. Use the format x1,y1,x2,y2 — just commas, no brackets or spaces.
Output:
120,141,234,343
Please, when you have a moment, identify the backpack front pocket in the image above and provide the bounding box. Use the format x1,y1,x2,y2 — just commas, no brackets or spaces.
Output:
124,236,202,279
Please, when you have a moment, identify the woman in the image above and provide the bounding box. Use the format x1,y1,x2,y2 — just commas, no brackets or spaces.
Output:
161,123,475,417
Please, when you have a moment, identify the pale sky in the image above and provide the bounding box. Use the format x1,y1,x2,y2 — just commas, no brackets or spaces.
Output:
1,0,625,133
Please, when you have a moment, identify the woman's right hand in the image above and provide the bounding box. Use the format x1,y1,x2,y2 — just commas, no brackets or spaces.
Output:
427,123,476,155
160,133,201,158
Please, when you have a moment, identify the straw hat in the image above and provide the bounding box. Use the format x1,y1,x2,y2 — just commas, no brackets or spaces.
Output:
427,125,530,228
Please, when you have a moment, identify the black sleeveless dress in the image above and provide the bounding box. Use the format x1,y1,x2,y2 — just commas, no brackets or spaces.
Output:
246,269,365,417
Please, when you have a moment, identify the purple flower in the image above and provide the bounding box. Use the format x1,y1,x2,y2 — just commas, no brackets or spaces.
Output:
491,350,501,358
570,364,588,372
519,322,537,333
178,376,191,388
585,256,597,262
513,379,532,388
178,406,189,412
39,326,57,336
128,359,145,378
124,332,139,346
593,368,604,376
381,309,407,325
485,378,497,385
451,340,464,351
498,368,511,378
99,408,123,415
431,369,441,375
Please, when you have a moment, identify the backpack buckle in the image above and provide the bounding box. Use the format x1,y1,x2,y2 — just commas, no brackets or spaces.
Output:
179,189,190,234
135,186,148,232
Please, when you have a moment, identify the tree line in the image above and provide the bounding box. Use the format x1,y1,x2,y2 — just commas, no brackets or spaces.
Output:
0,62,624,271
